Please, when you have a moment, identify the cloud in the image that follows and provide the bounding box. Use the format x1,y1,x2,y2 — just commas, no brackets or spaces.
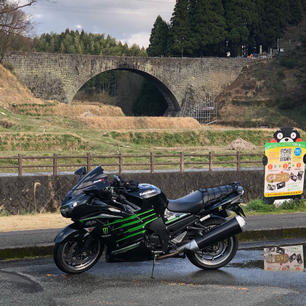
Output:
33,13,43,19
125,32,150,48
22,0,175,47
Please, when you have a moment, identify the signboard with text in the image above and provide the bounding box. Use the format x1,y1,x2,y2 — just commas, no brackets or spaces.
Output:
264,142,306,198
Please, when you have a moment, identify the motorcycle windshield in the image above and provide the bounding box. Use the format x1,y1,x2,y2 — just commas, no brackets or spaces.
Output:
66,166,109,199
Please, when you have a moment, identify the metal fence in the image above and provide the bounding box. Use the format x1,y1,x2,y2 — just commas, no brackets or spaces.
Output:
0,152,263,176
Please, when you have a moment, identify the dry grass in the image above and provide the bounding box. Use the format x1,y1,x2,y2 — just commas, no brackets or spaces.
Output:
0,64,44,106
0,213,71,232
226,137,257,151
10,103,124,117
79,116,201,130
54,104,124,117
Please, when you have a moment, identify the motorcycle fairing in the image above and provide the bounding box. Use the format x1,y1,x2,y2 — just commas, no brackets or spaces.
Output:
54,223,86,244
64,166,109,201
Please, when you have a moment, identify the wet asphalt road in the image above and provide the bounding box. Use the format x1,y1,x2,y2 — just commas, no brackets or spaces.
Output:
0,250,305,306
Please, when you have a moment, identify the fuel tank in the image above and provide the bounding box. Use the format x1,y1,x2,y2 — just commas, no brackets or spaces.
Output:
124,183,167,217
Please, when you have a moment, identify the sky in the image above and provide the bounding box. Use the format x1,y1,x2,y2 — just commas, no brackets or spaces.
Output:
22,0,176,48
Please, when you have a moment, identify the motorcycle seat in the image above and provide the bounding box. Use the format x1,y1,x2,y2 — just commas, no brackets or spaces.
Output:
167,184,238,213
200,185,236,205
168,190,204,213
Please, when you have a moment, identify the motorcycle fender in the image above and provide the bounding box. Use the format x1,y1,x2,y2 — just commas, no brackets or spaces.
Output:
54,223,85,244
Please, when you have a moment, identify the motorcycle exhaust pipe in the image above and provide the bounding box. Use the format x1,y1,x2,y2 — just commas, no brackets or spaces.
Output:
178,216,246,252
157,216,246,260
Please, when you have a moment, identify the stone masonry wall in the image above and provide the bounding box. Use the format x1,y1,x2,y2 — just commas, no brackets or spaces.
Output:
0,170,271,215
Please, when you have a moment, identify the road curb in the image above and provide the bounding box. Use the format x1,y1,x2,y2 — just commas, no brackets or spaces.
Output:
0,245,53,260
1,227,305,261
239,227,306,242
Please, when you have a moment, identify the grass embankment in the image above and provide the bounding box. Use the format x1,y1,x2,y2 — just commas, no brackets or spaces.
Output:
244,198,306,215
1,96,305,172
0,119,281,172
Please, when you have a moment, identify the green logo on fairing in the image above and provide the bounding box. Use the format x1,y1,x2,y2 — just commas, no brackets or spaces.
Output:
102,227,109,234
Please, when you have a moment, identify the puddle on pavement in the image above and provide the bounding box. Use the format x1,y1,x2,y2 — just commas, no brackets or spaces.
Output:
230,248,306,272
229,260,264,269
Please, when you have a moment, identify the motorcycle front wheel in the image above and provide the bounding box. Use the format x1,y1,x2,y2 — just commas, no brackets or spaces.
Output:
54,234,103,274
187,217,238,270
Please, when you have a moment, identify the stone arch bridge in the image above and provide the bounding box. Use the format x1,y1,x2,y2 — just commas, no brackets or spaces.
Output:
5,53,250,115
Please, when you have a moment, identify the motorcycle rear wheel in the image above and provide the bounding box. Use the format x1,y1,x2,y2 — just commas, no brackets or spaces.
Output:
54,235,103,274
187,217,238,270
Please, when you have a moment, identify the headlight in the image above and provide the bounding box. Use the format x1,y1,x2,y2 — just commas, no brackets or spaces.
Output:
60,201,78,217
237,185,244,195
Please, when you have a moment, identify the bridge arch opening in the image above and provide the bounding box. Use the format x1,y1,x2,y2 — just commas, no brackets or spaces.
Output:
72,68,180,116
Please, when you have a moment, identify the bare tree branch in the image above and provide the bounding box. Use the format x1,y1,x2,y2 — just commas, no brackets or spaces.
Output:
0,0,36,61
0,1,36,15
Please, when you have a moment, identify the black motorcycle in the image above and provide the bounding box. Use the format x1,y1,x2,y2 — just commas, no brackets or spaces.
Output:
54,166,246,275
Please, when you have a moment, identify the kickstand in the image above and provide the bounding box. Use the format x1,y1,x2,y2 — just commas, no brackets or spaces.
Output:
150,254,158,279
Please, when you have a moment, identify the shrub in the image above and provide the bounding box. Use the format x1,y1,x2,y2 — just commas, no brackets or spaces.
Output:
246,199,275,212
246,198,306,212
279,199,306,210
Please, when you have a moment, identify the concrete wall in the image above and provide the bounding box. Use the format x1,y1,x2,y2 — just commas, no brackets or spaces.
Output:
4,53,250,116
0,170,268,215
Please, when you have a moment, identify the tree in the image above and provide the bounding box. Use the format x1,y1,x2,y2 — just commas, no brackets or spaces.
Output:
288,0,304,25
190,0,227,56
0,0,36,61
147,16,169,56
222,0,257,56
168,0,193,56
253,0,289,51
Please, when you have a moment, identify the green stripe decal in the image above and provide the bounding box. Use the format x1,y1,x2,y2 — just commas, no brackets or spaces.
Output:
124,217,158,233
107,209,154,225
112,219,141,231
112,213,157,231
116,230,146,242
80,209,154,224
165,216,181,224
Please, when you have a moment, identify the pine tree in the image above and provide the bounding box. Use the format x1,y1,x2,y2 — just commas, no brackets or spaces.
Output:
147,16,169,56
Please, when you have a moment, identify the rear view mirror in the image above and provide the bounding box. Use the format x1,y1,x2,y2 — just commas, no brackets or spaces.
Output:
74,166,87,178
